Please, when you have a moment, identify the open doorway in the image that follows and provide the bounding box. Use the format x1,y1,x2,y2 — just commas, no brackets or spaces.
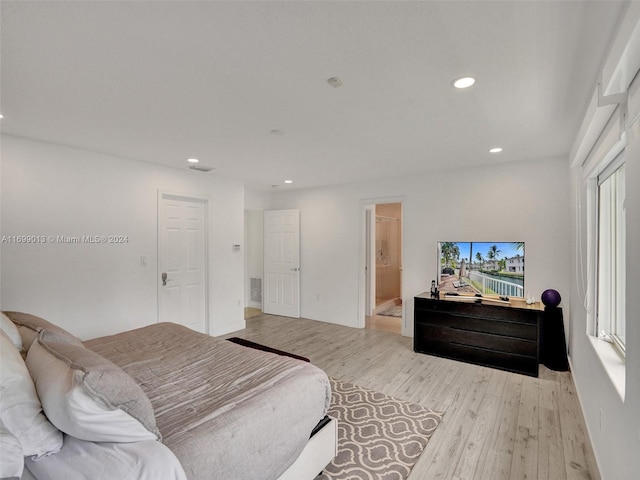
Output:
244,209,263,320
365,202,403,334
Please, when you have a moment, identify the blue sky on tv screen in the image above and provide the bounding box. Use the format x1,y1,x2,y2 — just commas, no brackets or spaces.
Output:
447,242,524,262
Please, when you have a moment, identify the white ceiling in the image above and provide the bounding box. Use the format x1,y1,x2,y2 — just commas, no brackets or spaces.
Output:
0,1,628,191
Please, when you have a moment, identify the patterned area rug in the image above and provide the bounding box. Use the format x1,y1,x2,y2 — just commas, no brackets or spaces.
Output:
317,378,444,480
378,305,403,318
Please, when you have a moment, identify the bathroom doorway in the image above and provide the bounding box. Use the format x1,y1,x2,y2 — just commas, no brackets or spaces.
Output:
365,202,403,334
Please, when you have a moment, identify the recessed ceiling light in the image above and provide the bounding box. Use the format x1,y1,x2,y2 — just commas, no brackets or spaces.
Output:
0,114,3,119
452,77,476,89
284,180,293,184
187,158,199,163
489,147,503,153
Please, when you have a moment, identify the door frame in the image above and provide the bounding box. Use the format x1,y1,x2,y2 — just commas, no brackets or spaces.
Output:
358,197,405,334
157,190,210,333
364,205,376,317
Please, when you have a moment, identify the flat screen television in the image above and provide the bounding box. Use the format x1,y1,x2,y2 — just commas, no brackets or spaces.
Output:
437,242,525,298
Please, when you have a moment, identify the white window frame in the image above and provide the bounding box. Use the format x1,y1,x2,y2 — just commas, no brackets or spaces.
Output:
596,153,626,358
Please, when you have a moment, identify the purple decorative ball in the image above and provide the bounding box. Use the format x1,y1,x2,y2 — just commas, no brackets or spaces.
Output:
541,289,561,308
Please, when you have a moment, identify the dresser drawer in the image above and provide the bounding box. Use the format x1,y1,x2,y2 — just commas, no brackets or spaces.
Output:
414,331,539,376
415,310,537,340
415,296,538,325
415,323,538,356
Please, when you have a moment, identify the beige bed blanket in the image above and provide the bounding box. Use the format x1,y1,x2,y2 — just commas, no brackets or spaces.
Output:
84,323,331,480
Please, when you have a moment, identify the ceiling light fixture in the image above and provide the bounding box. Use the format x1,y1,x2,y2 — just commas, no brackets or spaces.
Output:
187,158,199,163
489,147,503,153
452,76,476,89
327,77,343,88
284,180,293,184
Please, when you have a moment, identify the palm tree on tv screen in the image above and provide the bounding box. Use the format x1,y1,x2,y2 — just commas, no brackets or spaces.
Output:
440,242,460,268
487,244,501,260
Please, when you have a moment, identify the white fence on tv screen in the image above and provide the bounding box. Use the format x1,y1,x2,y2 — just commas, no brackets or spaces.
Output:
469,271,524,297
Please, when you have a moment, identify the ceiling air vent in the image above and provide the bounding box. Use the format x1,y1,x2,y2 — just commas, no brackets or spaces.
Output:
187,165,215,173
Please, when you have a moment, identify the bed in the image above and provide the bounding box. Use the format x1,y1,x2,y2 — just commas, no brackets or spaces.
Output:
0,311,336,480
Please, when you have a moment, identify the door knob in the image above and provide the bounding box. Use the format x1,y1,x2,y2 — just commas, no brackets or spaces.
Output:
161,272,172,286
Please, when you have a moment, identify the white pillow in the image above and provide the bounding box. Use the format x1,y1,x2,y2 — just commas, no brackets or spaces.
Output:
1,312,22,351
0,421,24,479
26,334,159,443
0,331,63,459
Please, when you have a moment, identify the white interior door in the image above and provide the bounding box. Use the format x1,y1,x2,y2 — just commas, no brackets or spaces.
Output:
158,193,208,333
263,209,300,318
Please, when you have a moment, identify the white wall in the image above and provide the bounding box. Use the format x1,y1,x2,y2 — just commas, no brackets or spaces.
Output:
568,77,640,480
0,135,245,339
244,189,272,211
270,157,571,336
564,6,640,478
0,136,3,308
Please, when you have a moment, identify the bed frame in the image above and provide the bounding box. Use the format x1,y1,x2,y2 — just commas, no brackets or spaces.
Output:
278,417,337,480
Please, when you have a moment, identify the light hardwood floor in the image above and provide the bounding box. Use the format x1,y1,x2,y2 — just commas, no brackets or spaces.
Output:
365,313,402,334
223,313,599,480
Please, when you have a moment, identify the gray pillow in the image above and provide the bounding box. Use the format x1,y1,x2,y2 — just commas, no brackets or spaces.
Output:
3,311,81,351
29,329,160,442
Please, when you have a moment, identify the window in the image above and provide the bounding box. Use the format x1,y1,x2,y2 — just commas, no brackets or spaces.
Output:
597,155,625,357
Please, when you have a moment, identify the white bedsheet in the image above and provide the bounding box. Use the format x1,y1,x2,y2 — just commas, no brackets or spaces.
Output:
24,435,187,480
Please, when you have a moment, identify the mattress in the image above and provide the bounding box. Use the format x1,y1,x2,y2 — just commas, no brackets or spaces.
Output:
84,323,331,480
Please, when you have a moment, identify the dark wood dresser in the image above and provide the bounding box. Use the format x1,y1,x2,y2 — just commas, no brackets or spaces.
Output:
414,293,543,376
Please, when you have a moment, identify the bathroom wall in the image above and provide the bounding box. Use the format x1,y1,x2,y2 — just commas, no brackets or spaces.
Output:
375,203,402,306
